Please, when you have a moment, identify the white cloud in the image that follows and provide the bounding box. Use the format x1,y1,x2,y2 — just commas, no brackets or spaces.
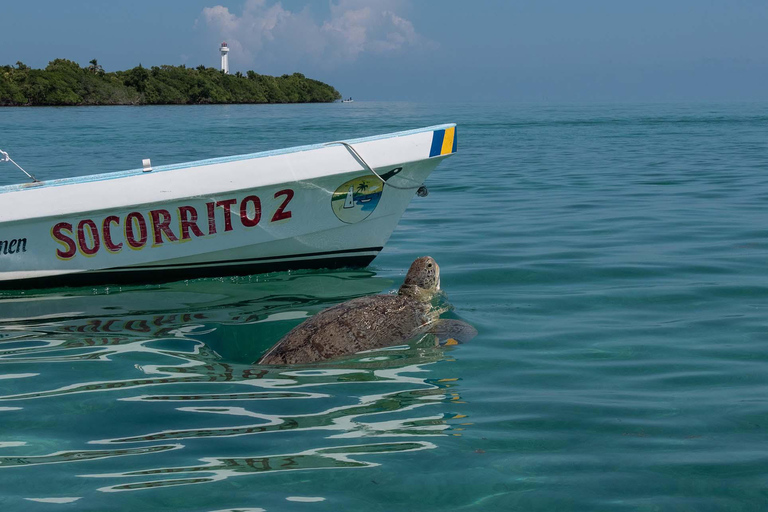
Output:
199,0,435,69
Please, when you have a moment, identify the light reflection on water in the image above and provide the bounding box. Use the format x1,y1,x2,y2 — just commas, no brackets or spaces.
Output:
0,270,467,505
82,441,438,493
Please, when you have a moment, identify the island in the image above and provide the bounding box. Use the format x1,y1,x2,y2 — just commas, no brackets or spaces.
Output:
0,59,342,106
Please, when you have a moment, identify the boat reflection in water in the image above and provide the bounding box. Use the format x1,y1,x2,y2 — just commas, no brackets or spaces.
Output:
0,270,469,501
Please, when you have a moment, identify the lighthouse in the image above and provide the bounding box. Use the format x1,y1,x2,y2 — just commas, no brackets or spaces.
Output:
219,42,230,74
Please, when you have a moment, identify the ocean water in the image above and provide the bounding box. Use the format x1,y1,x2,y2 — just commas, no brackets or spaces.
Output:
1,102,768,511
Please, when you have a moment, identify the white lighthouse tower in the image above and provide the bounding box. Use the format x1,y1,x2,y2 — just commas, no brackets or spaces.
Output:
219,42,230,74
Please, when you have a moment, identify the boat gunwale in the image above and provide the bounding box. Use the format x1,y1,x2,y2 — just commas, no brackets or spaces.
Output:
0,123,456,195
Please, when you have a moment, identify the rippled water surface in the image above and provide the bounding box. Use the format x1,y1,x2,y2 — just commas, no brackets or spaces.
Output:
2,102,768,510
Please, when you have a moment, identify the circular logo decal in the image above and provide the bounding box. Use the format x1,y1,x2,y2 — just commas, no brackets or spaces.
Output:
331,175,383,224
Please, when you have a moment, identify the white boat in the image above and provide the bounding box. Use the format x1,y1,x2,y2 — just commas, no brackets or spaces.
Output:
0,124,457,289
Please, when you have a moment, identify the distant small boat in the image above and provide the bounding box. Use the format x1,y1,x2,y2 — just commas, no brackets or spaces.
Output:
341,98,354,103
0,124,458,289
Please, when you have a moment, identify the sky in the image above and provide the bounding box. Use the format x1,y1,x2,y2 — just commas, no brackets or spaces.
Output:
1,0,767,102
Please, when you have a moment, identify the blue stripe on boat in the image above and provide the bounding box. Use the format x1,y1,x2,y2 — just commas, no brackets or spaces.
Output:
430,130,445,157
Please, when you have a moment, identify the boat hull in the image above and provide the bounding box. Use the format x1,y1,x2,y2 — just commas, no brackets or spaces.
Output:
0,125,457,289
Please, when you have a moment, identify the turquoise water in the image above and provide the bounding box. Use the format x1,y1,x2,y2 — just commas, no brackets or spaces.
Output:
2,102,768,510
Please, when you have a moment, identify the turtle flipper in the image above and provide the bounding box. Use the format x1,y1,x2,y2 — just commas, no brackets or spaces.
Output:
428,319,478,345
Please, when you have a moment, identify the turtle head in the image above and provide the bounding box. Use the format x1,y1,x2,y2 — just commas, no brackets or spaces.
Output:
398,256,441,300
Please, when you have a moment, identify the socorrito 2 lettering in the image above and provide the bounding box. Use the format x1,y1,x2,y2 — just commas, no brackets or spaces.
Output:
51,190,293,260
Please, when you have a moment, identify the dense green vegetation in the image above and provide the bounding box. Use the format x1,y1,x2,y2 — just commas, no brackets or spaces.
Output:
0,59,342,106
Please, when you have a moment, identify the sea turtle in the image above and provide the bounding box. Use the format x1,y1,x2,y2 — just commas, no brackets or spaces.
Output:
257,256,476,365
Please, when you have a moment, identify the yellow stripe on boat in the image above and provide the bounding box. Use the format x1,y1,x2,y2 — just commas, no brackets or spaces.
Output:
441,127,455,156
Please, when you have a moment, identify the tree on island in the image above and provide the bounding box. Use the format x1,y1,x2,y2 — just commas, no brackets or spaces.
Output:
88,59,104,75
